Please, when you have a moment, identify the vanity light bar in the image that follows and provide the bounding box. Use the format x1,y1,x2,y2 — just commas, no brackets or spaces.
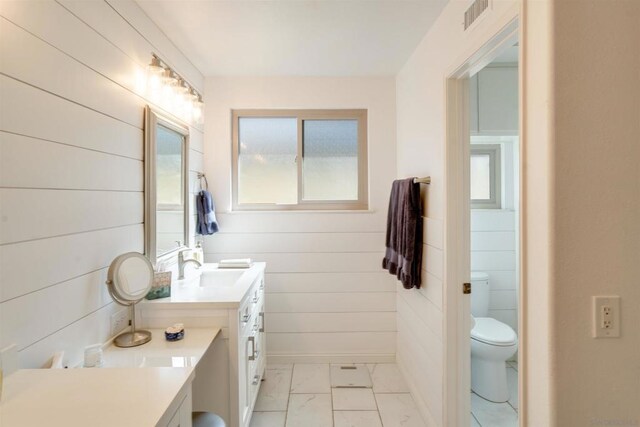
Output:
148,53,204,105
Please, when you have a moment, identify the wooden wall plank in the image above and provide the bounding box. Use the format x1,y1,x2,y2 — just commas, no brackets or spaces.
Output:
0,189,142,244
0,76,143,160
0,132,142,191
207,232,384,254
265,272,395,293
0,224,143,302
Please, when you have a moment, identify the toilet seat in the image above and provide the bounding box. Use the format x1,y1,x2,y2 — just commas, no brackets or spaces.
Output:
471,317,517,346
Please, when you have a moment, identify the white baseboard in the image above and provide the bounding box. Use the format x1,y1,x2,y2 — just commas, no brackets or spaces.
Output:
397,359,438,427
267,353,396,365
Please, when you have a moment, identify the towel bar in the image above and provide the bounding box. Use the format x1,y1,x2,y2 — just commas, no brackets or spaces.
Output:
413,177,431,184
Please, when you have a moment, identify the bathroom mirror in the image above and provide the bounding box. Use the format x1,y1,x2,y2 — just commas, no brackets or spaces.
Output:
106,252,154,347
145,106,190,265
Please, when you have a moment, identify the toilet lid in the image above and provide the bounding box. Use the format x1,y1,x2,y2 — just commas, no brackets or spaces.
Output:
471,317,517,346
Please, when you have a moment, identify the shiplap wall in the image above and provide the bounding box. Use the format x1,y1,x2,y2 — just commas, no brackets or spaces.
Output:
0,0,203,369
395,0,519,424
203,77,398,363
471,211,518,330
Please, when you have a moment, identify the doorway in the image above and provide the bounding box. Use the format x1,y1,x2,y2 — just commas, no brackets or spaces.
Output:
443,17,522,427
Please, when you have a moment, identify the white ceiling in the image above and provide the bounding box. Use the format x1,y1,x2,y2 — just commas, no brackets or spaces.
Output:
135,0,449,77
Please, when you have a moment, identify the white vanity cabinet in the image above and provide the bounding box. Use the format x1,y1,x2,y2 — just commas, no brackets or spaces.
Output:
138,263,267,427
470,65,519,135
235,276,266,427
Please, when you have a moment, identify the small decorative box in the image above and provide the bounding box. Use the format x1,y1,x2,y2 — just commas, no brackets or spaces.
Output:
146,271,172,300
165,323,185,342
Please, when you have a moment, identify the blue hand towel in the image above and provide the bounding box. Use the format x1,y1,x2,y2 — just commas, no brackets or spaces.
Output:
196,190,219,235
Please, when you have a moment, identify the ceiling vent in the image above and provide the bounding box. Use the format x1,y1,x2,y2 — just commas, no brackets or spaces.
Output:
464,0,489,30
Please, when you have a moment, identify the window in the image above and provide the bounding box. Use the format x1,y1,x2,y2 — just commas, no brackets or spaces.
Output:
232,110,368,210
470,144,501,209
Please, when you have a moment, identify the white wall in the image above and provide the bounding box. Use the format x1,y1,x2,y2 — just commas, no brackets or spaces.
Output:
0,0,204,369
203,76,398,362
395,0,519,425
549,1,640,425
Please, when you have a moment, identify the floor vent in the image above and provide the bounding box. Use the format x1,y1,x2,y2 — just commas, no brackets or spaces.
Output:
464,0,489,30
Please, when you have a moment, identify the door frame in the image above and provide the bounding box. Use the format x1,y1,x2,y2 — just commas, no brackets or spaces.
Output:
442,13,523,427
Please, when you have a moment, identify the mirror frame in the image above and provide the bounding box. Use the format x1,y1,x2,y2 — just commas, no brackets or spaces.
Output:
144,105,190,266
106,252,154,304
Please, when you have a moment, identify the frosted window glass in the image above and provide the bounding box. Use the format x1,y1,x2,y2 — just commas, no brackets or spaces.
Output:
238,117,297,204
470,154,491,200
302,120,358,201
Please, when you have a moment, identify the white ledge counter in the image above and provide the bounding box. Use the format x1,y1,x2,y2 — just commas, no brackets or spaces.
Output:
141,262,266,309
0,367,193,427
103,328,220,368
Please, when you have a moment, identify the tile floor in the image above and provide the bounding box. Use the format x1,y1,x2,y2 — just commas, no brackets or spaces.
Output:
470,362,518,427
251,363,426,427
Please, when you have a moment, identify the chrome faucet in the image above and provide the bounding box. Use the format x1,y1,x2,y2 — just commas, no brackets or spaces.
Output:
178,249,202,280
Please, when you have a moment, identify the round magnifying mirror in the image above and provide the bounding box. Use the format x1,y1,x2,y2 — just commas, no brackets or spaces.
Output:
106,252,153,347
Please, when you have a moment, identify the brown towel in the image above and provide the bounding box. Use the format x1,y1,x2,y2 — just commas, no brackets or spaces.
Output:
382,178,423,289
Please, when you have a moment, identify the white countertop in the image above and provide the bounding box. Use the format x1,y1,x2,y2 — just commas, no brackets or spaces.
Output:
0,367,193,427
141,262,265,309
0,328,220,427
103,328,220,368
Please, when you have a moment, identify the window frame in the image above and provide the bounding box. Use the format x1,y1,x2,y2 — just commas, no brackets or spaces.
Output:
232,109,368,211
470,144,501,209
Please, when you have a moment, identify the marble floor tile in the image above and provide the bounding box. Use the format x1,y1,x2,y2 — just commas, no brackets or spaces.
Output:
250,411,287,427
334,411,383,427
369,364,410,393
330,364,372,388
290,364,331,394
254,368,293,411
375,393,426,427
506,367,518,410
470,413,481,427
471,392,518,427
507,361,518,371
286,394,332,427
332,388,377,411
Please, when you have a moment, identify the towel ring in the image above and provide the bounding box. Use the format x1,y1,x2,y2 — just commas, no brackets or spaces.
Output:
197,173,208,191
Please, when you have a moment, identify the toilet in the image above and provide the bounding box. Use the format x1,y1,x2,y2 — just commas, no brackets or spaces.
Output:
470,272,518,402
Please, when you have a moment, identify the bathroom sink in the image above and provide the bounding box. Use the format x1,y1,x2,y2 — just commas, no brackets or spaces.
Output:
198,268,246,288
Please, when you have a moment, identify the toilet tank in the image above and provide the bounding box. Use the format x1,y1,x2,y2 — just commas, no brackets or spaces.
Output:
471,272,490,317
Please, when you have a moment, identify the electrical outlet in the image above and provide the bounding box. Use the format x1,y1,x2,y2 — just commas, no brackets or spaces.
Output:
593,296,620,338
111,309,129,337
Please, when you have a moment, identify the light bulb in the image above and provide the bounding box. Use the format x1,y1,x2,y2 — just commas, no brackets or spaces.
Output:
147,55,164,75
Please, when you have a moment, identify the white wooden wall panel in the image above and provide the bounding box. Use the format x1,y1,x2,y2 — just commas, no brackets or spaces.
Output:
214,212,385,233
396,296,442,370
0,269,111,351
266,312,396,333
0,225,143,302
471,210,518,331
57,0,203,93
266,292,395,313
397,288,442,340
265,272,395,293
0,0,204,368
0,133,142,191
418,270,444,310
105,0,204,92
268,332,396,355
207,232,384,254
0,18,145,128
204,252,383,273
0,76,142,160
18,302,122,369
471,231,516,251
0,189,143,244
